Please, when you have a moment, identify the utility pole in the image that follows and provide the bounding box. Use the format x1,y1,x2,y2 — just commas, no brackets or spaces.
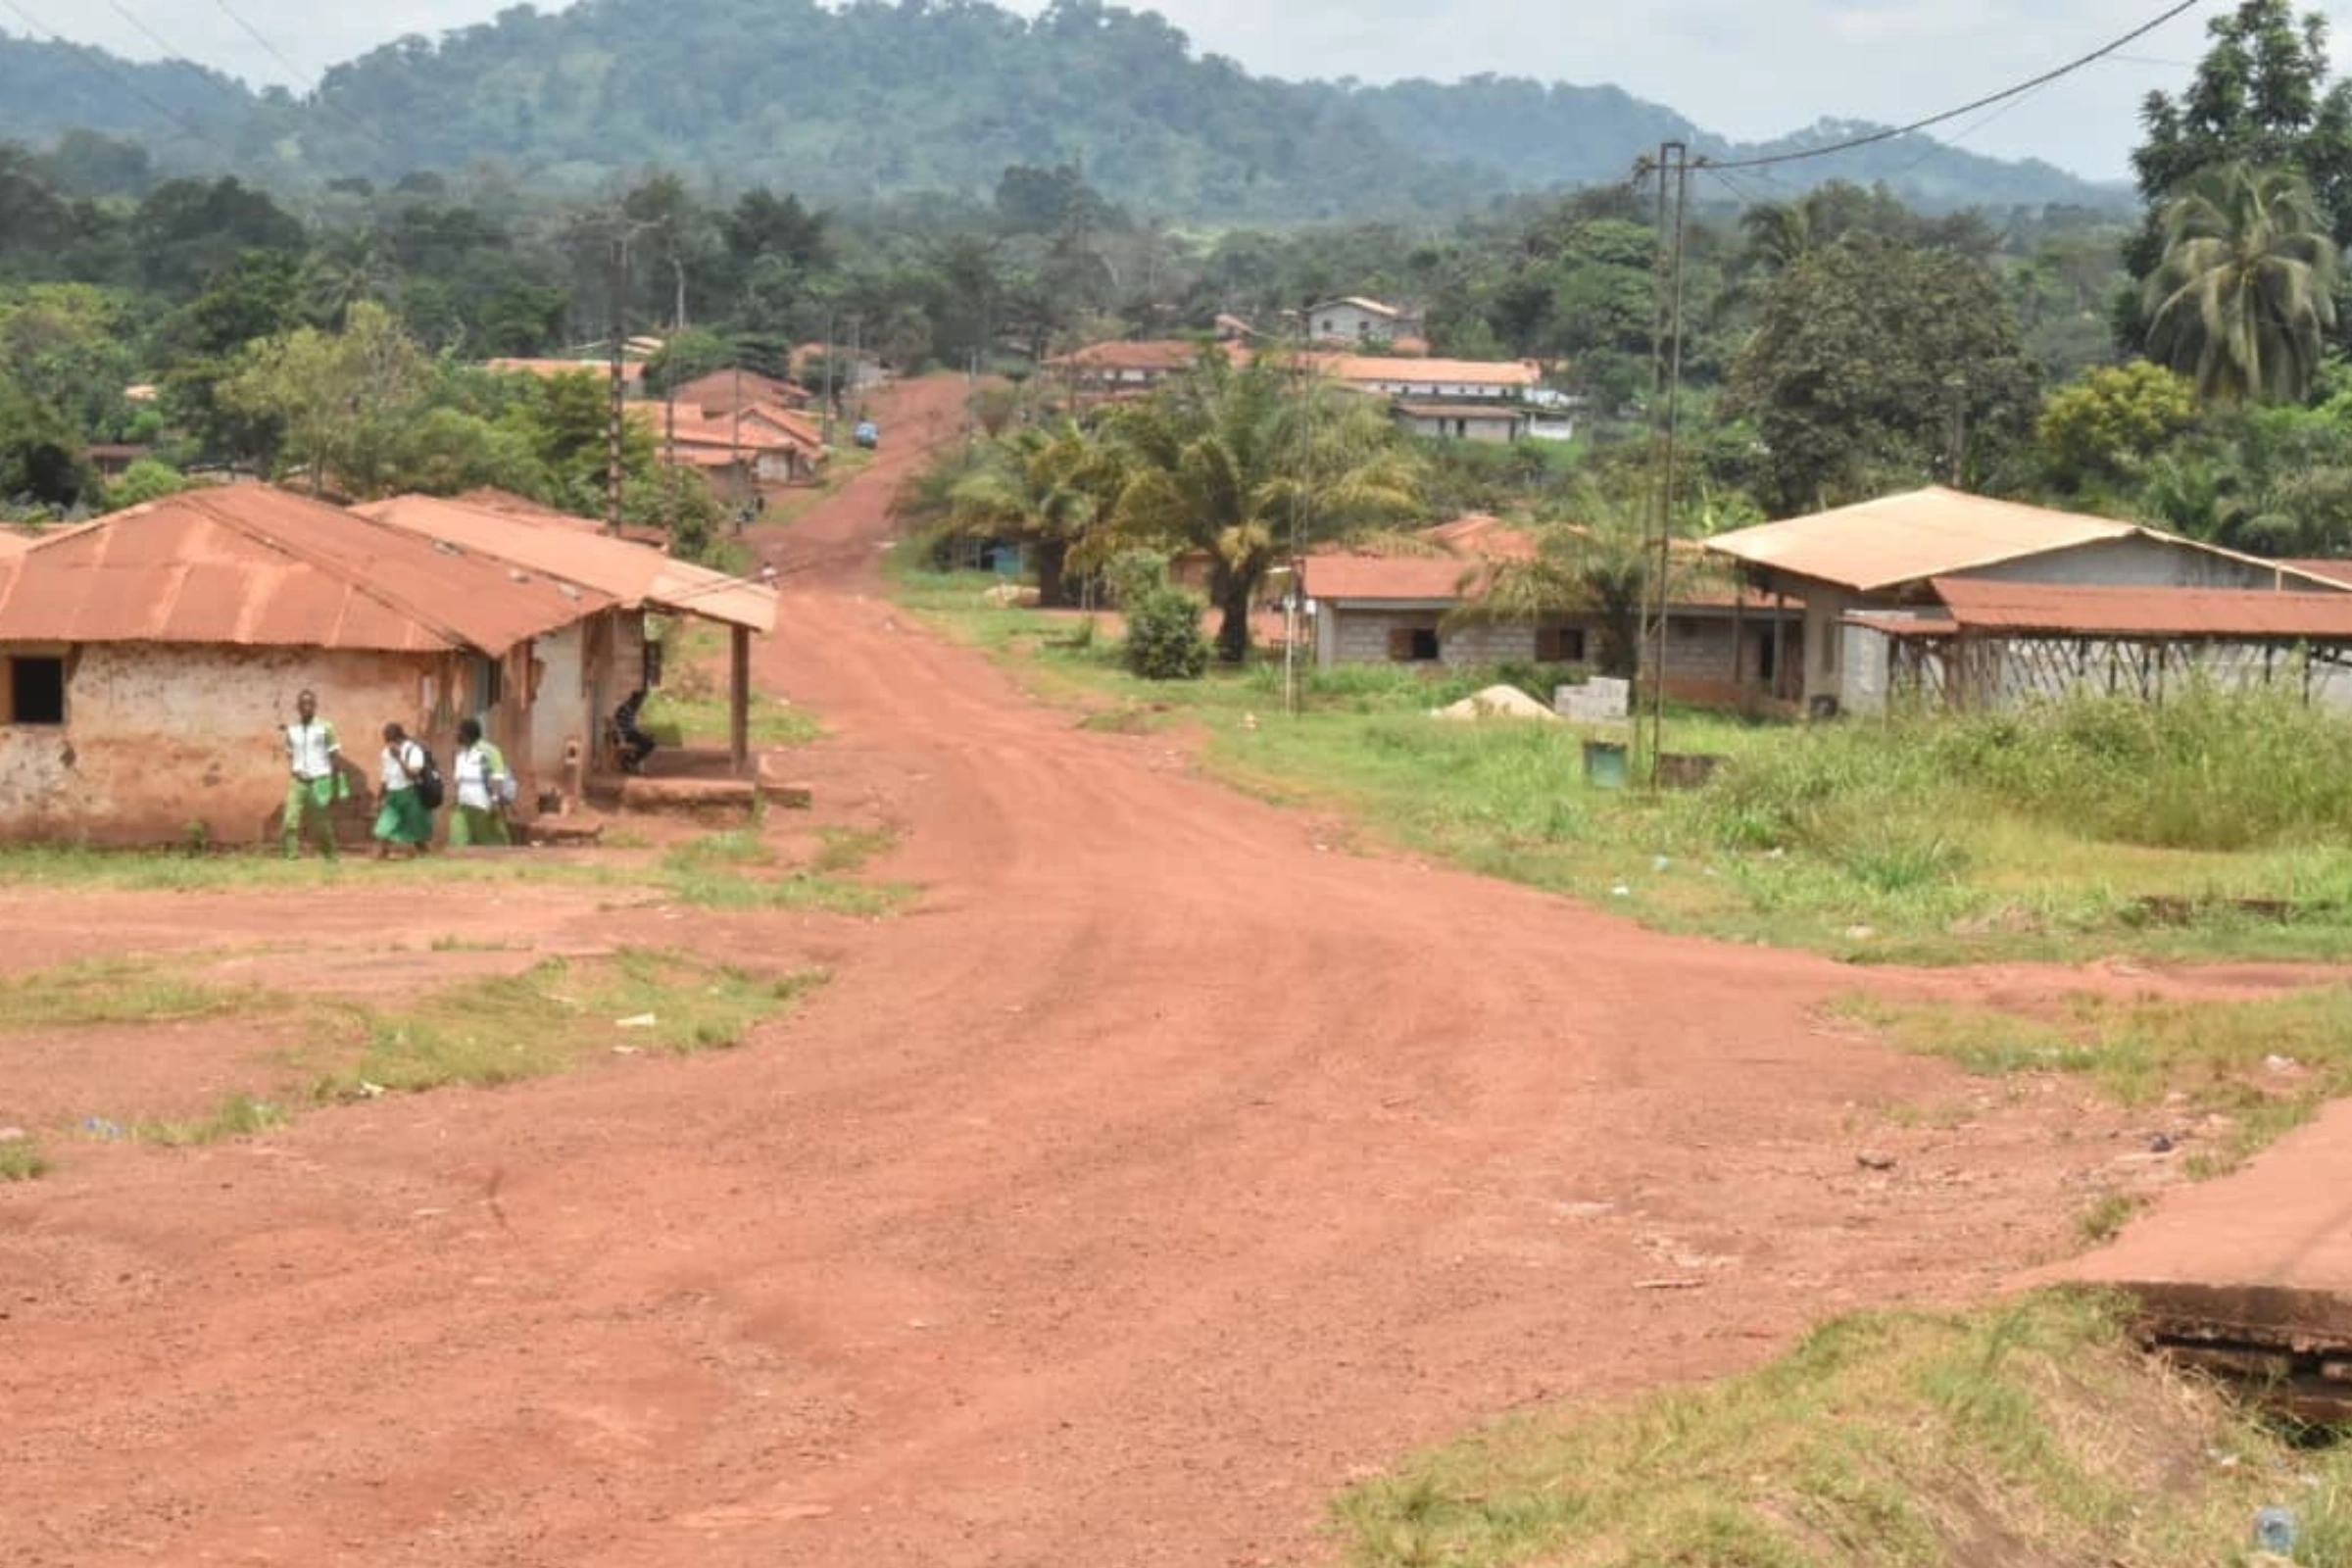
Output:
606,230,630,538
819,312,836,446
1638,140,1691,787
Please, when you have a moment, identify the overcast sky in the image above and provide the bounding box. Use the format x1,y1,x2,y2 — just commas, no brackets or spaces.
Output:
16,0,2336,180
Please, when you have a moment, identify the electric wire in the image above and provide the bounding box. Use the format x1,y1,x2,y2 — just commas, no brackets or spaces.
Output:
1695,0,2207,172
0,0,239,160
200,0,401,158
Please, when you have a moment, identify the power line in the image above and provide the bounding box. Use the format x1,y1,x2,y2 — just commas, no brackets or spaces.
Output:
190,0,403,164
104,0,247,113
206,0,316,89
0,0,240,160
1694,0,2207,172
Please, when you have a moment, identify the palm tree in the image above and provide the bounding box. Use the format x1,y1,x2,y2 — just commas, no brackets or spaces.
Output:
2143,163,2340,406
1449,491,1664,678
948,421,1121,607
1102,350,1424,662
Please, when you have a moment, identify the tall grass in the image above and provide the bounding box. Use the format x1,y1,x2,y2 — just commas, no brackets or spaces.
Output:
1333,1290,2352,1568
1695,687,2352,855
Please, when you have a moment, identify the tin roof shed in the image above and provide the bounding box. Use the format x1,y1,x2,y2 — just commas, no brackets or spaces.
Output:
0,488,612,654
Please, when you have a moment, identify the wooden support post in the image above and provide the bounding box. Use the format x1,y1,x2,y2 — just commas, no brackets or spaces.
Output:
1774,591,1789,701
729,624,752,777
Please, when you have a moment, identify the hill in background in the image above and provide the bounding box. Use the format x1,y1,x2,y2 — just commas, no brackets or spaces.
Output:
0,0,2131,219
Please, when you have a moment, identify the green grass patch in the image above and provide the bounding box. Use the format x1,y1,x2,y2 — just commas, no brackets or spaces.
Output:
1836,984,2352,1171
0,956,265,1029
1329,1290,2349,1568
662,827,775,872
2078,1191,2146,1246
640,687,823,748
810,825,899,873
662,864,906,916
895,567,2352,963
0,844,600,893
0,1137,48,1180
133,1092,292,1148
316,950,824,1099
19,951,821,1151
645,617,821,748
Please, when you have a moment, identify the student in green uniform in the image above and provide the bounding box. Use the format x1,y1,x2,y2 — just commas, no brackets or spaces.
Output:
281,689,342,860
372,721,433,858
448,717,513,848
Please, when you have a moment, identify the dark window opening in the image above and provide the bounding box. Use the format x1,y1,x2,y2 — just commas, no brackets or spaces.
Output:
9,656,65,724
1536,625,1587,663
1388,625,1441,663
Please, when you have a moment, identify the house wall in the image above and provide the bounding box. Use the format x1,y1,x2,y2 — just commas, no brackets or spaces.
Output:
1348,375,1520,399
1963,535,2298,590
1313,603,1537,667
1809,535,2334,714
1396,412,1518,444
0,643,466,847
1312,304,1399,343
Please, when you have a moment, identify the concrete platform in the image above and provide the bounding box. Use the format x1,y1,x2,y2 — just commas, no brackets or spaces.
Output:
2030,1099,2352,1420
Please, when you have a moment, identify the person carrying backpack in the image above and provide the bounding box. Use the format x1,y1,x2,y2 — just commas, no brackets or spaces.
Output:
372,721,436,858
449,717,514,848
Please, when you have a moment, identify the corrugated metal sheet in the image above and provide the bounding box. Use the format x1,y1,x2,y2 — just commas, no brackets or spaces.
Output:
1420,514,1536,562
0,488,612,653
1706,488,2137,592
1308,354,1543,387
1904,578,2352,639
1302,556,1485,603
2280,559,2352,587
355,495,777,634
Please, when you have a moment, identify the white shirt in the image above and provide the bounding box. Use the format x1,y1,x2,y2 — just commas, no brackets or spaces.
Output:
284,718,339,780
453,743,505,810
380,739,424,791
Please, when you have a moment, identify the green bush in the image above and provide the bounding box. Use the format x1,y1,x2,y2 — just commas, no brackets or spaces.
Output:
1123,587,1210,680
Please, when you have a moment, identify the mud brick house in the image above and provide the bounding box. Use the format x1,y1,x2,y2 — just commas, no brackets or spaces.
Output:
0,488,618,847
356,494,777,774
1705,487,2352,714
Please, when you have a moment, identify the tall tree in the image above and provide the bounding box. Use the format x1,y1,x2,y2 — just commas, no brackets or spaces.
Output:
1727,236,2041,514
1103,351,1423,661
2143,163,2339,405
220,301,430,498
2133,1,2352,245
948,421,1120,606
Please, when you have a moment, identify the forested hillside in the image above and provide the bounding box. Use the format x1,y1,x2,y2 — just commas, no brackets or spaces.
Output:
0,0,2124,218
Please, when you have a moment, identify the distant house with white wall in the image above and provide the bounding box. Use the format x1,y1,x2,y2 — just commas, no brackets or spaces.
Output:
1306,354,1542,403
1305,297,1424,348
1301,517,1796,700
1705,487,2352,714
1392,402,1530,444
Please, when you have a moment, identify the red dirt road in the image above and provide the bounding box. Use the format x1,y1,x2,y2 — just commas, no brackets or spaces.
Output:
0,378,2225,1567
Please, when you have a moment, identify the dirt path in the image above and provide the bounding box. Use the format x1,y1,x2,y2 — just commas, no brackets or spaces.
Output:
0,377,2203,1568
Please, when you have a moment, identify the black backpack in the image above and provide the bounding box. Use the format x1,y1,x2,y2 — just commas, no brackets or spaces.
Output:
413,744,446,811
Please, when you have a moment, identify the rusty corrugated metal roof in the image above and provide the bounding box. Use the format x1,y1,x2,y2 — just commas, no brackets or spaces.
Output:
1308,354,1543,387
1420,514,1536,562
1302,556,1486,603
1905,577,2352,640
0,488,612,653
355,495,777,634
1706,488,2139,592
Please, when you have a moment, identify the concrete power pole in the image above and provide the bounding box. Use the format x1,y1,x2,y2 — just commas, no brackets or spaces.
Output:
606,231,630,538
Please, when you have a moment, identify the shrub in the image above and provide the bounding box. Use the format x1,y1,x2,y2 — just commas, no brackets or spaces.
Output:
1123,587,1210,680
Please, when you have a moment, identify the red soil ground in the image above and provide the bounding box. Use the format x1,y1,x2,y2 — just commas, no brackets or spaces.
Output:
0,375,2321,1568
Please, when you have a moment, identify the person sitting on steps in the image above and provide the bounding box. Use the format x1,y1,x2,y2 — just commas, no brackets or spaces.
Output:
614,687,657,773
